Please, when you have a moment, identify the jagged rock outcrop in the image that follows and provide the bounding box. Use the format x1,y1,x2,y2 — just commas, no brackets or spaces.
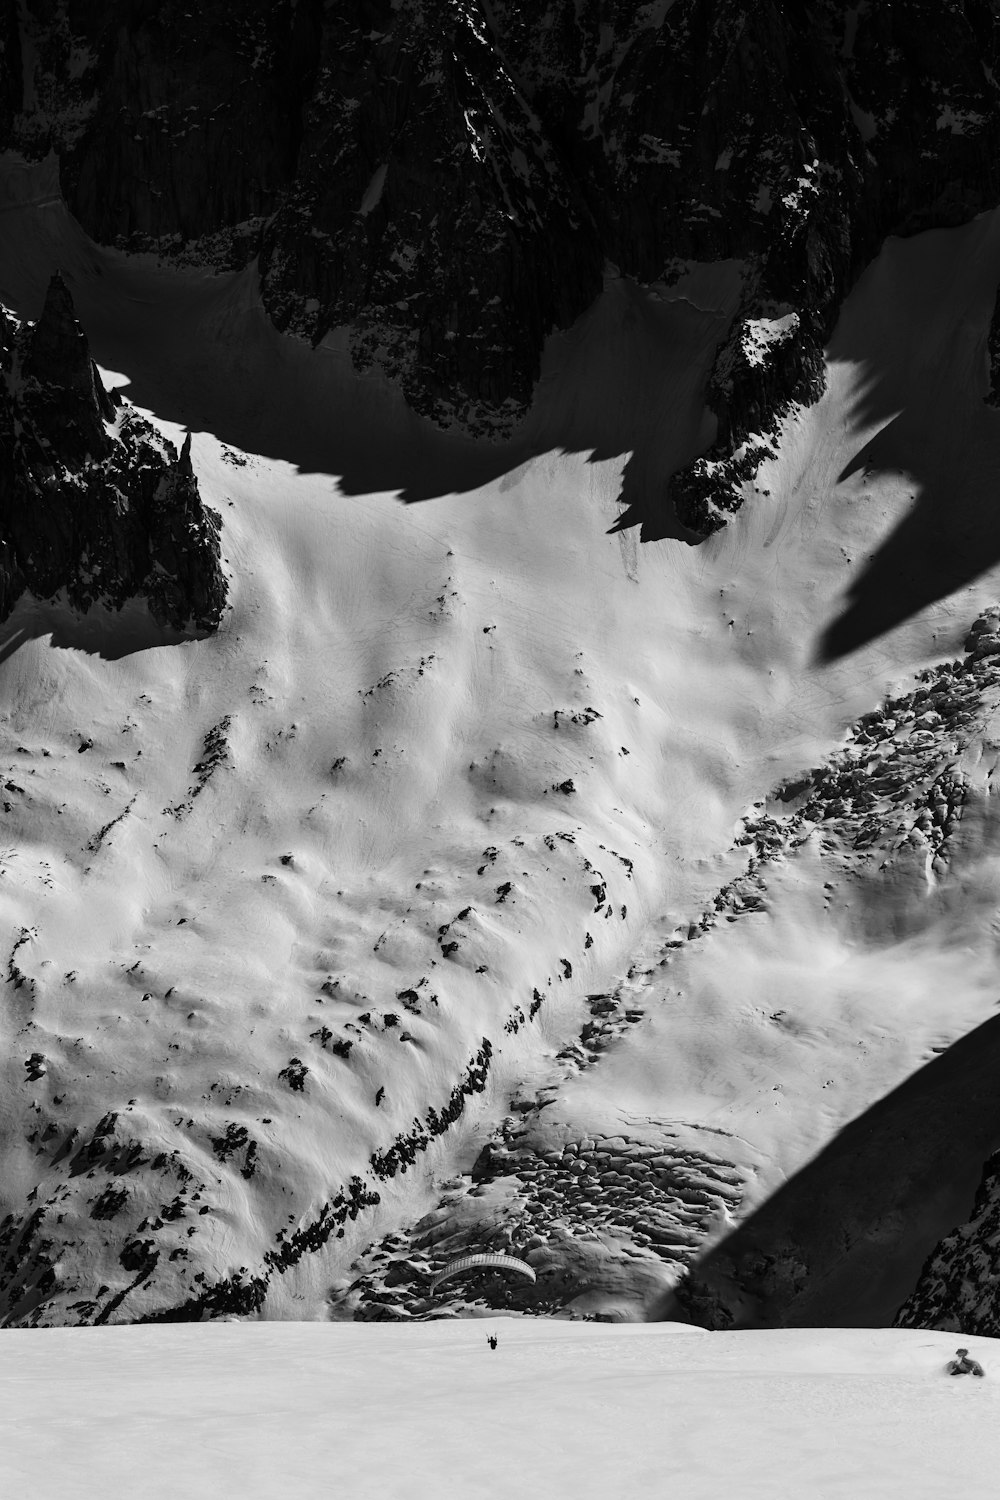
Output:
895,1150,1000,1336
986,284,1000,408
0,273,226,631
6,2,1000,514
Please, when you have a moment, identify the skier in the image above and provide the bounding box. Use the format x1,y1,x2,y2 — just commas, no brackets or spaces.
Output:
487,1334,498,1351
947,1347,985,1377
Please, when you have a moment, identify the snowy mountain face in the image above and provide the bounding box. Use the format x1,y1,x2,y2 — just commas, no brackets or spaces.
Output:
0,2,999,1332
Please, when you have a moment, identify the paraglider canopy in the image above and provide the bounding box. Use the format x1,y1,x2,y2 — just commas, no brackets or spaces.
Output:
430,1252,536,1294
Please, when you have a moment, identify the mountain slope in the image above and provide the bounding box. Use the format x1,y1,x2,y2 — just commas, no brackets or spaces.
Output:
1,148,1000,1324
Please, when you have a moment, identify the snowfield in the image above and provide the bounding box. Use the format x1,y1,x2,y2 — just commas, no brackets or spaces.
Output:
0,1322,997,1499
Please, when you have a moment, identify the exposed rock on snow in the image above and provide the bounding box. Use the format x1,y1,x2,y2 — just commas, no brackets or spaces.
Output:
328,610,1000,1326
0,275,226,632
331,1116,743,1322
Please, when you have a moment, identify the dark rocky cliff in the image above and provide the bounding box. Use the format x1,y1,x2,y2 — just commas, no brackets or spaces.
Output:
0,273,226,630
986,284,1000,407
894,1148,1000,1337
5,1,1000,529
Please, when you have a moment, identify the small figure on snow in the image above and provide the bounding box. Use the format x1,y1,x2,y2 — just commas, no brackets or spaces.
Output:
487,1334,498,1351
947,1347,985,1377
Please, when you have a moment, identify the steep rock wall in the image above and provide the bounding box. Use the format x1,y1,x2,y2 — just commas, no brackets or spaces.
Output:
0,274,226,632
6,2,1000,520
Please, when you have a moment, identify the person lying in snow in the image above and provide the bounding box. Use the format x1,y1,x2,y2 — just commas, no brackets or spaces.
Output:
947,1348,984,1376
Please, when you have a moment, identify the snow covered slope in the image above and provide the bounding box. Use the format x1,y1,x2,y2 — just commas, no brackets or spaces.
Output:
1,152,1000,1326
1,1322,998,1499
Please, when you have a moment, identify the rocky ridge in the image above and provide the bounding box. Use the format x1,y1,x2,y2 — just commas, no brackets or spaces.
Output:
6,2,1000,528
895,1149,1000,1337
0,273,227,633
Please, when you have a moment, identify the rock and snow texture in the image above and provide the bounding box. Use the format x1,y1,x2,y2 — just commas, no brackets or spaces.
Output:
333,605,1000,1326
5,2,1000,520
0,273,226,633
1,138,1000,1329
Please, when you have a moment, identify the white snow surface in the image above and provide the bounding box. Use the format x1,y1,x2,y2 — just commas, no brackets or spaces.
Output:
1,1322,998,1499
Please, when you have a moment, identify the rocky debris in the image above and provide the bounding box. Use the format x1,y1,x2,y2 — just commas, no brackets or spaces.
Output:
0,275,226,631
0,1091,386,1325
9,5,999,490
895,1150,1000,1336
552,990,644,1074
308,1024,354,1060
139,1175,383,1324
640,613,1000,978
359,657,435,702
89,1184,128,1220
139,1267,270,1324
0,1110,202,1326
209,1122,258,1180
330,949,717,1324
164,718,233,818
332,1120,744,1321
368,1040,493,1180
1,1022,509,1322
87,796,135,854
553,707,602,731
7,928,37,995
277,1057,309,1092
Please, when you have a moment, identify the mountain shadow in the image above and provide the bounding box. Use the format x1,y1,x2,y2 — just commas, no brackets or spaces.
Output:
818,212,1000,663
658,1007,1000,1331
0,189,738,547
